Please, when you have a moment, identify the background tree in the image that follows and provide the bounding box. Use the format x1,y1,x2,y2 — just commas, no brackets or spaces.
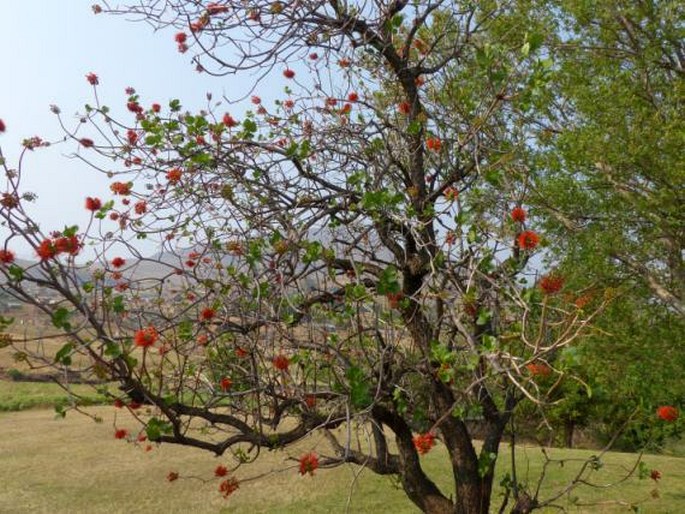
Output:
0,1,679,513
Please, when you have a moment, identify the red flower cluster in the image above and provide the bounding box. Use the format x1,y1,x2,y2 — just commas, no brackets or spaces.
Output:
526,362,552,377
114,428,128,439
517,230,540,250
283,68,295,79
151,103,161,113
348,92,359,102
127,129,138,145
174,32,187,44
650,469,662,482
412,433,435,455
85,197,102,211
207,3,229,15
0,249,15,265
111,257,126,268
398,101,411,115
298,452,319,476
110,181,132,195
86,72,99,85
167,471,179,482
36,236,81,260
127,101,143,115
134,201,147,215
539,274,564,295
80,138,95,148
272,354,290,371
200,307,216,321
222,113,238,127
219,377,232,391
511,206,526,223
214,465,228,477
444,187,459,201
134,326,159,348
218,477,239,498
426,137,442,152
656,405,679,422
166,168,182,183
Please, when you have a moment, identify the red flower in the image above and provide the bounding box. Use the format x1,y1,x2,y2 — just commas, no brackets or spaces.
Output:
128,401,142,410
309,53,318,60
526,362,552,377
338,58,351,68
85,197,102,211
650,469,662,482
111,257,126,268
113,398,124,409
110,182,132,195
167,471,179,482
114,428,129,439
444,187,459,201
125,87,136,95
36,240,56,261
517,230,540,250
283,99,295,110
80,138,95,148
272,354,289,371
215,465,229,477
55,236,80,256
207,3,229,15
539,274,564,295
151,103,161,113
398,101,411,115
511,206,527,223
298,452,319,476
127,101,142,114
127,129,138,146
185,260,196,268
200,307,216,321
251,95,262,105
426,137,442,152
0,119,6,133
174,32,187,44
222,113,238,127
218,477,239,498
0,249,15,265
166,168,182,183
86,72,99,85
134,326,159,348
134,201,147,215
347,92,359,102
283,68,295,79
656,405,679,422
219,377,232,391
412,433,435,455
305,395,316,408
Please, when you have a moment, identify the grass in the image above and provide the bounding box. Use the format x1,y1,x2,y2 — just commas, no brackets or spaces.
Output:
1,407,684,513
0,380,109,411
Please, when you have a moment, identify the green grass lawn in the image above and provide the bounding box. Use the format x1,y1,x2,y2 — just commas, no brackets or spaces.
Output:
1,407,684,513
0,380,109,411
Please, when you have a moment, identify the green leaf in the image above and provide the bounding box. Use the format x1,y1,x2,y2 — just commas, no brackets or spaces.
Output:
51,308,72,331
55,342,74,366
346,366,371,409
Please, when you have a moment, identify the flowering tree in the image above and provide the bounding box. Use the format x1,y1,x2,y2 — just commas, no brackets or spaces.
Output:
0,2,675,513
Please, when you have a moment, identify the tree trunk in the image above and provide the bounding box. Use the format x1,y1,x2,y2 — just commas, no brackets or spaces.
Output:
564,420,575,449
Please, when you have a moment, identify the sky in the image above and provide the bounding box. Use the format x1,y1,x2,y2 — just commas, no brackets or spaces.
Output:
0,1,264,259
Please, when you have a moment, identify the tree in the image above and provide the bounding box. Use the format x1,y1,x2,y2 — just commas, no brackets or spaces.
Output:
0,2,673,513
534,0,684,316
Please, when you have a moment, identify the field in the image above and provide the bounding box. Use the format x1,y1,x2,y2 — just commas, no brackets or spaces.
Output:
1,404,684,514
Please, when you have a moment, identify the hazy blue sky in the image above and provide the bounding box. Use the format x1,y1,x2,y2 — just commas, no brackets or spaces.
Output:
0,1,267,259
